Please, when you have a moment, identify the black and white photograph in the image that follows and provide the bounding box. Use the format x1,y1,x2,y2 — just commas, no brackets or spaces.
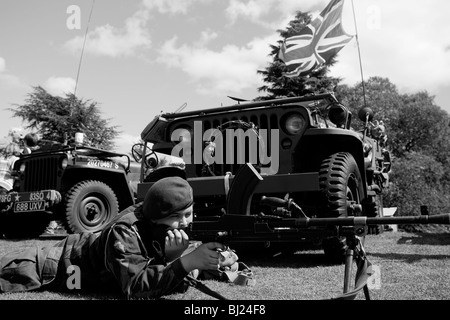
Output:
0,0,449,310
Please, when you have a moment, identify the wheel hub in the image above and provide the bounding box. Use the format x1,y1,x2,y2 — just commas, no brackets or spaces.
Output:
79,196,106,226
86,203,100,221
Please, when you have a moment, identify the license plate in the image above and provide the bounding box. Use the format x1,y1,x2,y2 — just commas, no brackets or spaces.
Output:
0,190,54,204
14,201,47,213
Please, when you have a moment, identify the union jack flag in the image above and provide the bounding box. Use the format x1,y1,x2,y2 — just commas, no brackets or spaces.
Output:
278,0,353,77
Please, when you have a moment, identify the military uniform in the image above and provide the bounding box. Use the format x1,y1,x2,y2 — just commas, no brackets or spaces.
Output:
0,203,191,299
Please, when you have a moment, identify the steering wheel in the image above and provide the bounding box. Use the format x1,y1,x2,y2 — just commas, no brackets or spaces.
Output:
202,120,265,176
131,143,150,162
131,143,159,170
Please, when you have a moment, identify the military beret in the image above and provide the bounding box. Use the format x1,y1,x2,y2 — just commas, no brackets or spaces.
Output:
143,176,193,221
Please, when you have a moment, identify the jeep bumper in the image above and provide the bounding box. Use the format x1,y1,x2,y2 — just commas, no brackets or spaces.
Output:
0,190,62,214
136,172,319,201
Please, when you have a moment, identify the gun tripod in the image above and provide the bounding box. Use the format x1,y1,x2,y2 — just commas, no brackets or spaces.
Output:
339,232,373,300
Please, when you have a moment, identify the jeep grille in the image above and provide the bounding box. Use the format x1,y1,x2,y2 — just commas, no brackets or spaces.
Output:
20,156,61,192
198,112,279,176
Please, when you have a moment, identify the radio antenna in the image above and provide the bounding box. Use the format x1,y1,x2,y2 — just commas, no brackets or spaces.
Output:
174,102,187,113
73,0,96,98
350,0,367,108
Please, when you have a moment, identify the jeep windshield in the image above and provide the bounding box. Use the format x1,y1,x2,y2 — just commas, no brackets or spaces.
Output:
141,92,349,143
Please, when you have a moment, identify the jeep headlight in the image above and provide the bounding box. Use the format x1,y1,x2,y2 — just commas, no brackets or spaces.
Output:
284,113,306,135
363,142,373,166
328,103,349,127
61,158,68,169
19,163,26,173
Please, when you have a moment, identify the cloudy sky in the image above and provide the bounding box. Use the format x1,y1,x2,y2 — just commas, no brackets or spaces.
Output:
1,0,449,153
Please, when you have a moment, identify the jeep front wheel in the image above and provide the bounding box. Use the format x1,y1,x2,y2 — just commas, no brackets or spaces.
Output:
364,194,385,235
65,180,119,233
319,152,363,218
319,152,364,263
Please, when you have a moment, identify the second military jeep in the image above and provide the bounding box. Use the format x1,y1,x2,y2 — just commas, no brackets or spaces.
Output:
134,92,391,259
0,141,141,237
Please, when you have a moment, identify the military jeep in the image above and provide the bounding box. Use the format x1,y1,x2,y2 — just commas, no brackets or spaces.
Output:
0,141,140,237
134,92,391,259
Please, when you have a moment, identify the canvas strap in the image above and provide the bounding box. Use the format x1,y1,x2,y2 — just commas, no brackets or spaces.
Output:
185,275,229,300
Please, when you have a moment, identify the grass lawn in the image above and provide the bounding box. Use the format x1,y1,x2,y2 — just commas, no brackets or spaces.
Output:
0,229,449,301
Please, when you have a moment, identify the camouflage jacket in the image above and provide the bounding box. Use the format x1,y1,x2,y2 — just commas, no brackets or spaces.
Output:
51,203,190,299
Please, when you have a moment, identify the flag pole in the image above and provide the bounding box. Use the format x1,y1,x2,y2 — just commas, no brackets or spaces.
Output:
350,0,367,108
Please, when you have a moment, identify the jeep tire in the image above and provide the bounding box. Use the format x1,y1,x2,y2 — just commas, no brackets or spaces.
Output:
65,180,119,234
365,194,384,235
319,152,364,263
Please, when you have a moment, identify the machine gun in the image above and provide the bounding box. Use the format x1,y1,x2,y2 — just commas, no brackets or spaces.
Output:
186,164,450,300
189,196,450,246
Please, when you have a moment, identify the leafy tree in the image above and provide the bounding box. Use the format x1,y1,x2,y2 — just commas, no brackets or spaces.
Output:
255,11,342,100
337,77,450,161
336,77,450,218
389,92,450,161
383,152,450,216
391,92,450,189
335,76,403,131
337,78,450,158
9,86,120,150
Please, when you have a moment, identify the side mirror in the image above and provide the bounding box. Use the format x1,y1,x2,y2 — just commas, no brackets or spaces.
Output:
358,107,374,122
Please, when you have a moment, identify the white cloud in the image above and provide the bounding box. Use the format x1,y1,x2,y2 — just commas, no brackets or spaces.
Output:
142,0,213,14
158,33,277,95
63,0,216,58
225,0,329,27
275,0,329,15
0,56,25,88
0,57,5,72
114,133,141,154
196,29,218,47
43,77,76,97
329,0,450,95
64,9,152,58
226,0,272,25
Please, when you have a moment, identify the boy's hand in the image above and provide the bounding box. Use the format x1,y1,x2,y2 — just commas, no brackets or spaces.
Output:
165,229,189,262
179,242,226,273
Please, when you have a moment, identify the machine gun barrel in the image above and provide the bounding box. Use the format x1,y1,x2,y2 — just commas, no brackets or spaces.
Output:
187,205,450,245
260,196,450,226
367,214,450,225
275,214,450,228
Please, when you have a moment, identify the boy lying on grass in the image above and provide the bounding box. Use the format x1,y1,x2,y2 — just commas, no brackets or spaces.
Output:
0,176,239,299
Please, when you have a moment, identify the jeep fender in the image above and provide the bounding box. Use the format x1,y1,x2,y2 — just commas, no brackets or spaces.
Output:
297,128,368,197
61,167,135,210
